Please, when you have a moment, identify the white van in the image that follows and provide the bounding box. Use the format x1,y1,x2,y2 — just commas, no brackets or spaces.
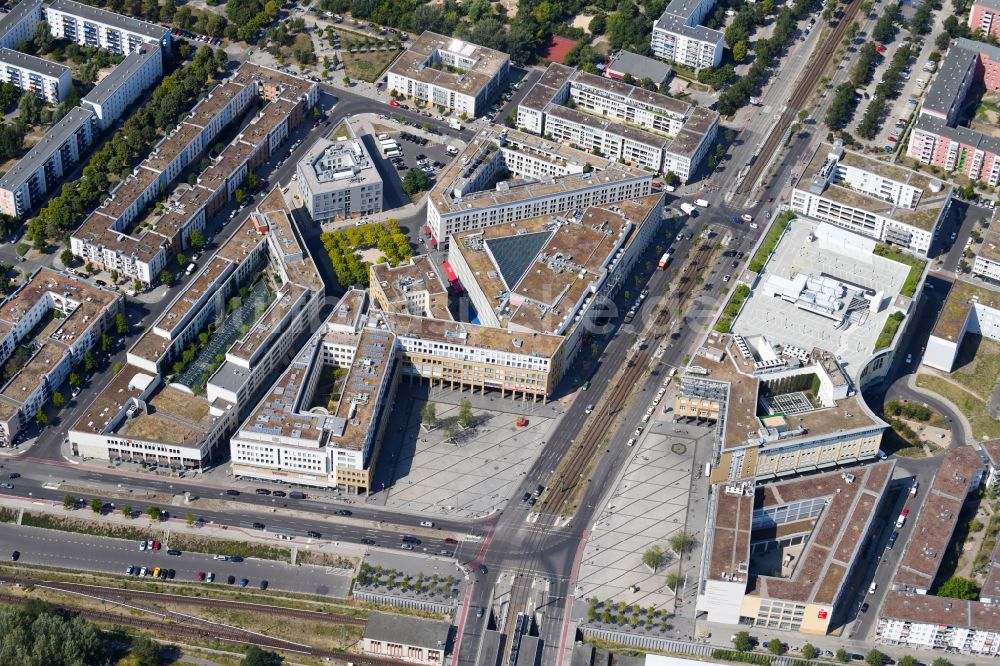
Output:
446,145,459,155
185,263,196,275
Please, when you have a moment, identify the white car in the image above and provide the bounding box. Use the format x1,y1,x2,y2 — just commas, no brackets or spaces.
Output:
627,438,636,447
749,222,759,229
869,582,878,594
213,554,229,561
420,520,434,527
906,353,912,364
585,404,594,414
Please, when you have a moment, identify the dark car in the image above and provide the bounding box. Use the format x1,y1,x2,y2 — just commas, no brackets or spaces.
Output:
227,575,236,585
167,569,175,579
521,492,531,502
167,549,181,556
230,556,244,563
534,484,544,497
225,489,240,496
240,578,249,588
336,509,352,516
887,532,899,549
859,602,869,613
8,472,19,479
251,522,265,530
272,491,286,497
255,488,271,495
197,571,206,581
11,550,19,561
307,531,321,539
479,565,488,574
527,497,537,506
259,580,268,590
445,538,458,545
362,538,377,545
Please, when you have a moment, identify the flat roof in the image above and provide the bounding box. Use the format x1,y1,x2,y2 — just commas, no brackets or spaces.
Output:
430,125,649,216
365,611,450,650
930,278,1000,342
144,122,203,174
606,51,672,84
0,47,70,79
0,0,42,39
156,256,233,336
452,196,661,335
47,0,168,41
298,135,381,195
880,592,1000,632
230,62,316,102
72,364,150,434
330,326,394,452
654,0,725,43
255,188,324,293
118,385,212,446
383,310,564,358
97,165,160,221
82,44,160,107
186,81,247,128
922,40,979,117
0,341,65,404
215,217,268,265
240,99,294,149
0,106,94,189
228,283,307,363
977,227,1000,265
371,254,448,311
707,488,754,581
387,30,508,97
198,139,253,194
893,447,982,590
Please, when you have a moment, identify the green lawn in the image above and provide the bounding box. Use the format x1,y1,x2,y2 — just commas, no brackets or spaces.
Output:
873,244,925,297
949,334,1000,401
875,311,904,350
337,30,401,83
916,374,1000,440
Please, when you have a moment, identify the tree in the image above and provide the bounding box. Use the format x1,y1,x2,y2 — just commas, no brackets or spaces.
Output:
241,646,282,666
189,229,205,248
159,270,171,285
123,505,132,519
113,362,123,375
930,659,951,666
101,333,112,353
60,248,74,267
801,644,817,660
898,657,916,666
116,313,129,335
732,631,753,652
83,351,97,372
837,648,850,663
665,571,680,590
90,498,102,513
938,576,980,600
52,392,64,408
35,408,47,425
866,649,886,666
669,530,694,554
768,639,785,655
402,168,430,196
186,512,195,527
642,545,667,572
589,13,606,35
63,493,75,509
420,403,437,428
131,635,164,666
69,372,81,387
443,419,460,443
733,40,748,63
458,399,474,428
234,188,245,204
147,506,161,521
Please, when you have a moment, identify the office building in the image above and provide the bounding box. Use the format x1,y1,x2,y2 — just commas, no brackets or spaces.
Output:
81,44,162,130
70,187,324,468
426,125,653,248
924,279,1000,372
791,142,949,256
0,48,71,103
518,64,718,181
651,0,724,70
906,38,1000,185
697,461,894,633
296,134,383,222
386,31,509,117
0,0,43,50
0,268,120,446
0,106,96,218
45,0,170,54
876,447,1000,656
369,255,451,320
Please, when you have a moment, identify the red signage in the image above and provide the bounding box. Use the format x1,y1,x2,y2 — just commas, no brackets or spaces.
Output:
817,609,828,619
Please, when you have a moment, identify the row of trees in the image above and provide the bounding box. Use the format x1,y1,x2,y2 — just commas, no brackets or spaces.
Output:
858,44,912,139
26,45,227,247
320,221,413,288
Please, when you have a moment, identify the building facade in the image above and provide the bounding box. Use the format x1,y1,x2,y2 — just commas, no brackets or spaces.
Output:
970,0,1000,40
651,0,724,69
0,48,72,103
296,135,383,222
0,0,44,51
45,0,170,54
81,44,163,130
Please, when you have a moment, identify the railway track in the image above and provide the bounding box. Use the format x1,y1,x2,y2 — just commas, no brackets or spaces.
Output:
537,242,715,516
6,577,366,625
736,0,865,196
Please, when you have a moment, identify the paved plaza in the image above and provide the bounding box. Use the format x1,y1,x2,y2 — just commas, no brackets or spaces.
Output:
574,410,713,613
371,384,559,519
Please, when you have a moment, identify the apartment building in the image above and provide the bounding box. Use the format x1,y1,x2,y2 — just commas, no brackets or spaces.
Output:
0,106,96,218
230,289,398,494
70,63,316,285
0,48,71,103
697,461,894,634
386,31,508,117
906,38,1000,185
970,1,1000,42
876,447,999,657
70,189,324,468
0,0,44,51
369,255,451,320
426,125,652,247
518,64,719,181
45,0,170,54
924,279,1000,371
0,268,120,446
973,227,1000,281
651,0,724,70
296,134,383,222
81,44,162,130
791,142,949,256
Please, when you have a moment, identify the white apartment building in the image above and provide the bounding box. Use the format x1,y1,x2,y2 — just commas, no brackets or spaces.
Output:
0,106,96,218
0,48,71,103
426,126,653,247
296,135,383,222
45,0,170,54
386,31,508,117
973,228,1000,281
924,279,1000,372
518,64,718,181
82,44,162,130
0,0,43,50
651,0,724,69
791,142,949,257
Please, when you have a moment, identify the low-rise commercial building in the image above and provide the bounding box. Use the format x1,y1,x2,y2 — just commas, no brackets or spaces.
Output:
697,461,895,633
45,0,170,54
651,0,724,70
0,106,96,218
0,268,120,446
81,43,162,130
426,125,652,247
363,611,449,665
604,50,673,85
386,31,508,117
924,279,1000,372
0,48,71,103
518,64,718,181
877,447,1000,656
792,141,949,257
296,133,383,222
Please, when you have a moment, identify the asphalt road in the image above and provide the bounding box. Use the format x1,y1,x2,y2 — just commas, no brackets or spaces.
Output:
0,523,352,597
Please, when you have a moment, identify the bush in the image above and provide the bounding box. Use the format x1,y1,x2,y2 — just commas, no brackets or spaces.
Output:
875,311,905,350
748,211,794,273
